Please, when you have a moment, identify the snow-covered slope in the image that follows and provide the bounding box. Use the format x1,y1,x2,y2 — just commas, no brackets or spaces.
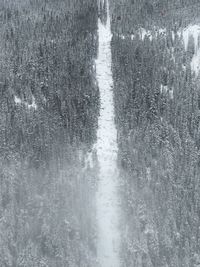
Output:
95,2,120,267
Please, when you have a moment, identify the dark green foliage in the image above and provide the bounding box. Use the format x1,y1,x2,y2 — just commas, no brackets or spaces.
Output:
0,0,99,266
110,0,200,33
111,1,200,266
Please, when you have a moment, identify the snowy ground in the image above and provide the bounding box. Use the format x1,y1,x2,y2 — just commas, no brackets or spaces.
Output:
94,4,121,267
117,23,200,77
182,24,200,75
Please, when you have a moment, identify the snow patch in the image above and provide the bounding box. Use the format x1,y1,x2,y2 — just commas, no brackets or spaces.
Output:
26,96,37,110
14,95,37,110
182,24,200,52
191,48,200,75
172,31,175,41
118,27,166,41
169,89,174,100
139,28,152,41
155,27,166,35
160,84,168,94
160,85,174,99
181,24,200,75
14,96,22,105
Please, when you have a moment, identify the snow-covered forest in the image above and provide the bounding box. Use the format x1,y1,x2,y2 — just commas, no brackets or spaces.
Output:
1,0,200,266
0,1,99,266
110,0,200,266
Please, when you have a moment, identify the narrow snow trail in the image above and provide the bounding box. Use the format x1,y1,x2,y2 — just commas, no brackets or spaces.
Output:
95,2,120,267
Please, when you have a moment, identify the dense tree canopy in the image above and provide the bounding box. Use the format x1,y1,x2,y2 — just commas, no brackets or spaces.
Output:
0,1,99,266
1,1,200,266
111,1,200,266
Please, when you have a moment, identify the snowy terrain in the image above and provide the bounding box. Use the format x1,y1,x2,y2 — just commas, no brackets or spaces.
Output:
95,3,121,267
182,24,200,75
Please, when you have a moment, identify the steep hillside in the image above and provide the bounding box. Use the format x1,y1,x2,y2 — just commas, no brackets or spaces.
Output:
0,1,99,266
111,1,200,266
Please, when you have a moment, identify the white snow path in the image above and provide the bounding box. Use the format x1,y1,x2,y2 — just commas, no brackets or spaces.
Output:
94,3,121,267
